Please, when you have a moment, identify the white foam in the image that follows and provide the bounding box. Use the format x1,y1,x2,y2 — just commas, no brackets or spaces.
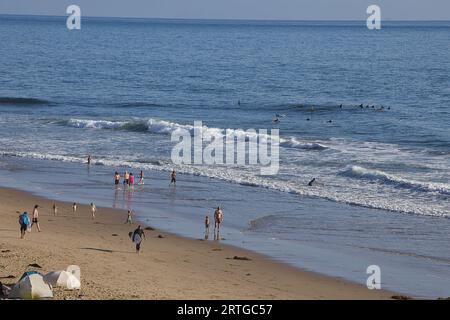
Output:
343,165,450,195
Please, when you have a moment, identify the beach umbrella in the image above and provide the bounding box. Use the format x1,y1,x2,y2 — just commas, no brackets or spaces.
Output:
43,270,80,290
9,273,53,300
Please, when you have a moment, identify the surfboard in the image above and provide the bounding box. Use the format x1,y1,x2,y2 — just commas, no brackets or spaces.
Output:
133,233,142,244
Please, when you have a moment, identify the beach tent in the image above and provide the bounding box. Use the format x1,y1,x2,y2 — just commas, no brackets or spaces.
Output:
66,265,81,282
9,273,53,300
43,271,80,290
43,265,81,290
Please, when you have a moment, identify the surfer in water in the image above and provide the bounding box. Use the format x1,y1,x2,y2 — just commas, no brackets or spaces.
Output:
132,225,146,254
87,155,91,165
308,178,316,186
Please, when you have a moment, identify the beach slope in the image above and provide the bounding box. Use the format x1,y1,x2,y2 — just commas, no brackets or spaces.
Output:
0,188,394,299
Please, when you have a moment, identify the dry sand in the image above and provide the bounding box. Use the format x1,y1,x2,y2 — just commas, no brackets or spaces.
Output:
0,187,395,299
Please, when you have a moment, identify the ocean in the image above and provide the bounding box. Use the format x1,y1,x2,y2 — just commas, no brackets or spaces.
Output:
0,15,449,298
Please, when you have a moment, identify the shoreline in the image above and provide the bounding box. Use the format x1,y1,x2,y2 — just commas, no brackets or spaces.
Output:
0,186,397,299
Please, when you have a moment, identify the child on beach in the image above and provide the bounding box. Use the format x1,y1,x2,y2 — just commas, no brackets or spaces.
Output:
129,173,134,188
90,203,97,220
53,203,58,216
72,202,77,215
31,205,41,232
204,216,210,240
19,212,30,239
125,210,133,224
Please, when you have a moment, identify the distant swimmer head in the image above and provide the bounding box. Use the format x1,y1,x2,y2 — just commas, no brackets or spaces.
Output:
306,118,310,121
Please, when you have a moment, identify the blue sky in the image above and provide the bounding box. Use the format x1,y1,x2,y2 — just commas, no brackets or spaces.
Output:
1,0,449,20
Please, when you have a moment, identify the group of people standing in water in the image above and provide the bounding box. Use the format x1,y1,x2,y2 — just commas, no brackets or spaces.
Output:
114,170,145,187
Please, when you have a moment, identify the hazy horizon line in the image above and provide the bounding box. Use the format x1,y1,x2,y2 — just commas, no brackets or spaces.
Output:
1,13,450,23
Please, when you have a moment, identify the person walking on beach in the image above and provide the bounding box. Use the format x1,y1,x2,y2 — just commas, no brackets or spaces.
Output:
90,202,97,220
214,207,223,240
124,171,130,186
204,215,210,240
170,170,177,186
19,212,30,239
72,202,77,215
125,210,133,224
31,205,41,232
114,171,120,186
132,225,145,254
52,203,58,216
138,170,144,185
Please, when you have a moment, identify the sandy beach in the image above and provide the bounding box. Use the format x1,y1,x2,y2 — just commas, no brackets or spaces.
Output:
0,187,395,300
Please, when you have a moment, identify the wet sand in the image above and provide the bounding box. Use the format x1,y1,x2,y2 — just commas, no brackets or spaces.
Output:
0,187,395,299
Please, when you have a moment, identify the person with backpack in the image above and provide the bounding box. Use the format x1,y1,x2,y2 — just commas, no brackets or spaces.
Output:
19,212,30,239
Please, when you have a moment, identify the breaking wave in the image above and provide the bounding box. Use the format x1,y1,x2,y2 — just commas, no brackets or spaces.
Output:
62,118,329,151
342,165,450,195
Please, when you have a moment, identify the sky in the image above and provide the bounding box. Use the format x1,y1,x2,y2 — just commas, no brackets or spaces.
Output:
1,0,449,20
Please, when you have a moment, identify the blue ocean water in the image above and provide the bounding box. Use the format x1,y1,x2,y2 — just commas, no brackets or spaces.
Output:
0,15,449,297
